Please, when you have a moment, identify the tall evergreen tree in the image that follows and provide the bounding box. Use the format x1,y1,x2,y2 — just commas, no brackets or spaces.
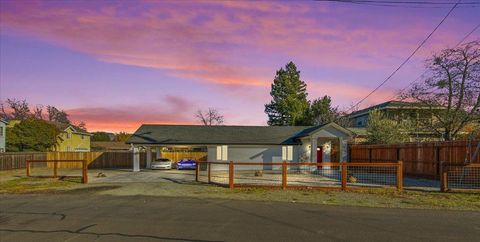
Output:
265,62,310,126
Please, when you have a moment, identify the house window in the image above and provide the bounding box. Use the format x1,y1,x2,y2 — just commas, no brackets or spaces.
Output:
65,146,71,151
216,145,228,161
282,146,293,161
81,135,85,140
0,127,3,137
66,133,72,139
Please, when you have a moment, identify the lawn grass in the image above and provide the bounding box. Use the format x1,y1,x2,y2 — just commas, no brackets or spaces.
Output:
0,177,82,193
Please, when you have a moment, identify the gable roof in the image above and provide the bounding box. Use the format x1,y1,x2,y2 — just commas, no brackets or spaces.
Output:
348,100,445,118
0,119,7,125
126,123,352,145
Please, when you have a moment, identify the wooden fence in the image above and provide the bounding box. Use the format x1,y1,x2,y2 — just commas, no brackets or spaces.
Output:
349,140,479,179
160,151,207,162
0,151,146,170
0,152,47,170
0,151,208,170
196,161,403,191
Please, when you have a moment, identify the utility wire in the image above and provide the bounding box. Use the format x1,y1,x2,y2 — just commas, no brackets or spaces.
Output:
316,0,479,8
390,22,480,101
346,0,462,112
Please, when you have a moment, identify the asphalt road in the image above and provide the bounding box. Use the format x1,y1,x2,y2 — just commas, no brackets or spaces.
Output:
1,192,479,242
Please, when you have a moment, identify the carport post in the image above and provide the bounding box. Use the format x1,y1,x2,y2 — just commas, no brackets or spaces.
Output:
133,147,140,172
282,161,287,190
146,147,152,169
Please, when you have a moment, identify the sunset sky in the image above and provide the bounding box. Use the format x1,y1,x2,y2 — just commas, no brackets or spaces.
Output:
1,0,479,132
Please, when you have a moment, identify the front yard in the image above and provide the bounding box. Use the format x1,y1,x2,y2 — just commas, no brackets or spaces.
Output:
1,168,479,211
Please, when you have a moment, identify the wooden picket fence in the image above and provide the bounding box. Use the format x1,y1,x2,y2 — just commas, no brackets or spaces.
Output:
349,140,479,179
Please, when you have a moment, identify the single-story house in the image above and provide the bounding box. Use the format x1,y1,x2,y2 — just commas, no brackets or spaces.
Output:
126,123,353,171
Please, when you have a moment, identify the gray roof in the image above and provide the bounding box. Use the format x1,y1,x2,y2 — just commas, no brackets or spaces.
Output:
126,123,354,145
348,101,445,118
126,125,310,145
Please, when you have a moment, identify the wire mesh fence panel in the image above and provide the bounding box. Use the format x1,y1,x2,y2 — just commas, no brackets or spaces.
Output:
197,162,209,183
346,165,397,189
234,163,282,187
446,165,480,190
286,164,341,188
209,162,230,186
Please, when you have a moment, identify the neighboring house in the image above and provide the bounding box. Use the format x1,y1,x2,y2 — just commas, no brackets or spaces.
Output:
52,123,92,152
91,141,131,151
126,123,353,171
347,101,446,141
0,119,7,153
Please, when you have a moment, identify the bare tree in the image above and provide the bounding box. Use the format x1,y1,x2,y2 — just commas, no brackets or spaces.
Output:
47,105,71,124
0,103,11,120
5,98,31,120
195,108,225,126
401,41,480,140
33,105,44,120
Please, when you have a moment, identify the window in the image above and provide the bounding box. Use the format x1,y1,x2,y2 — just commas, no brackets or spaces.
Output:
0,126,3,137
216,145,228,161
81,135,85,140
65,146,71,151
282,146,293,161
66,133,72,139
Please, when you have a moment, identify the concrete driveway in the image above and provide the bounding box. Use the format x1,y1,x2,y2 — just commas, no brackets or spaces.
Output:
88,169,196,184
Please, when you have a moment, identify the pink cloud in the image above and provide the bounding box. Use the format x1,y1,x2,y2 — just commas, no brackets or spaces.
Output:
0,0,463,91
66,95,197,132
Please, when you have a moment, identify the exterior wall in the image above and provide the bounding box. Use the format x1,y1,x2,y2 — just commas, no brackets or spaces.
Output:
309,125,351,163
0,122,6,152
55,128,91,152
207,145,301,170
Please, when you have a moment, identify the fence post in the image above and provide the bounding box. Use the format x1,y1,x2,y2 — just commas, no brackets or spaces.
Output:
53,161,58,178
341,162,347,190
397,161,403,191
440,162,447,192
195,161,199,182
207,162,211,183
82,160,88,184
26,160,30,177
282,161,287,190
229,161,234,190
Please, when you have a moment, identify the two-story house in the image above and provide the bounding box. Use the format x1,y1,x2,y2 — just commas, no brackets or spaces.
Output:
52,122,92,152
347,101,446,142
7,120,92,152
0,119,7,152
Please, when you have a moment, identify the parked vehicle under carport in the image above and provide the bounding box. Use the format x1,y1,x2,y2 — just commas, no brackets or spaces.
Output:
151,158,173,170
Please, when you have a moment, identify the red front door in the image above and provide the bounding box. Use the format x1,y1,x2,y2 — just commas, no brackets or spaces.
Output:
317,146,323,168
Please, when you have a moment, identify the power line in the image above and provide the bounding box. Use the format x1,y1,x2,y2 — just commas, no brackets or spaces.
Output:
346,0,462,112
390,22,480,101
316,0,480,8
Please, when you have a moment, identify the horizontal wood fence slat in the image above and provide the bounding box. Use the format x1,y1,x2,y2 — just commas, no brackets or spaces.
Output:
0,152,47,170
0,151,146,170
349,140,479,179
